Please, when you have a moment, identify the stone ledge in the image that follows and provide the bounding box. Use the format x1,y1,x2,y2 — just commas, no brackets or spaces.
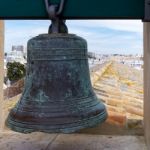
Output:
0,132,147,150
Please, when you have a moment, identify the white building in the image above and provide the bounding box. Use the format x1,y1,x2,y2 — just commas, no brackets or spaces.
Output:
6,49,26,64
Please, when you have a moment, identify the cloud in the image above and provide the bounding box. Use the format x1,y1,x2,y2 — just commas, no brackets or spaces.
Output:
67,20,143,54
67,20,143,34
5,20,143,54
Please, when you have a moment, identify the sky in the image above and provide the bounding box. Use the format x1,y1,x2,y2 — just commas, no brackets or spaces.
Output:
5,20,143,54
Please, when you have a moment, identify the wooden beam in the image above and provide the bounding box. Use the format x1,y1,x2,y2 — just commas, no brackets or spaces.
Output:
0,20,4,130
0,0,144,19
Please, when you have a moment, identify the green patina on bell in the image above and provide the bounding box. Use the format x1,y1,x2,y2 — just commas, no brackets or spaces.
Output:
6,18,107,133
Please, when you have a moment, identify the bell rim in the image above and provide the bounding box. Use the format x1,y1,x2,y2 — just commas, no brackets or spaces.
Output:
6,108,107,134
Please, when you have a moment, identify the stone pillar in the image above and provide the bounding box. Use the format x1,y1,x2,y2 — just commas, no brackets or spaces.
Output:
144,22,150,149
0,20,4,131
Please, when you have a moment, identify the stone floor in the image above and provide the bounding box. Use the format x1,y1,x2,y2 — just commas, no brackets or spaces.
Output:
0,132,147,150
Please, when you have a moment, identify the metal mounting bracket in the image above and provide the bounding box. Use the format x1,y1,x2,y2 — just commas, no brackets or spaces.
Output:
144,0,150,21
44,0,68,34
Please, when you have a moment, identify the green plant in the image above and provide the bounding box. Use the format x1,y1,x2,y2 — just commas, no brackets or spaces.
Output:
7,62,26,82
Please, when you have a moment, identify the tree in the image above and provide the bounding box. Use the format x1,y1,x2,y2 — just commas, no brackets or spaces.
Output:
7,62,26,82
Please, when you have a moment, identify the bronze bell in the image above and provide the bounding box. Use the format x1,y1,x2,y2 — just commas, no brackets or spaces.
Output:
6,21,107,133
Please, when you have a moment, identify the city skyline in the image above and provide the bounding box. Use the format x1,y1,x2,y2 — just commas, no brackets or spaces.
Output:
5,20,143,54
